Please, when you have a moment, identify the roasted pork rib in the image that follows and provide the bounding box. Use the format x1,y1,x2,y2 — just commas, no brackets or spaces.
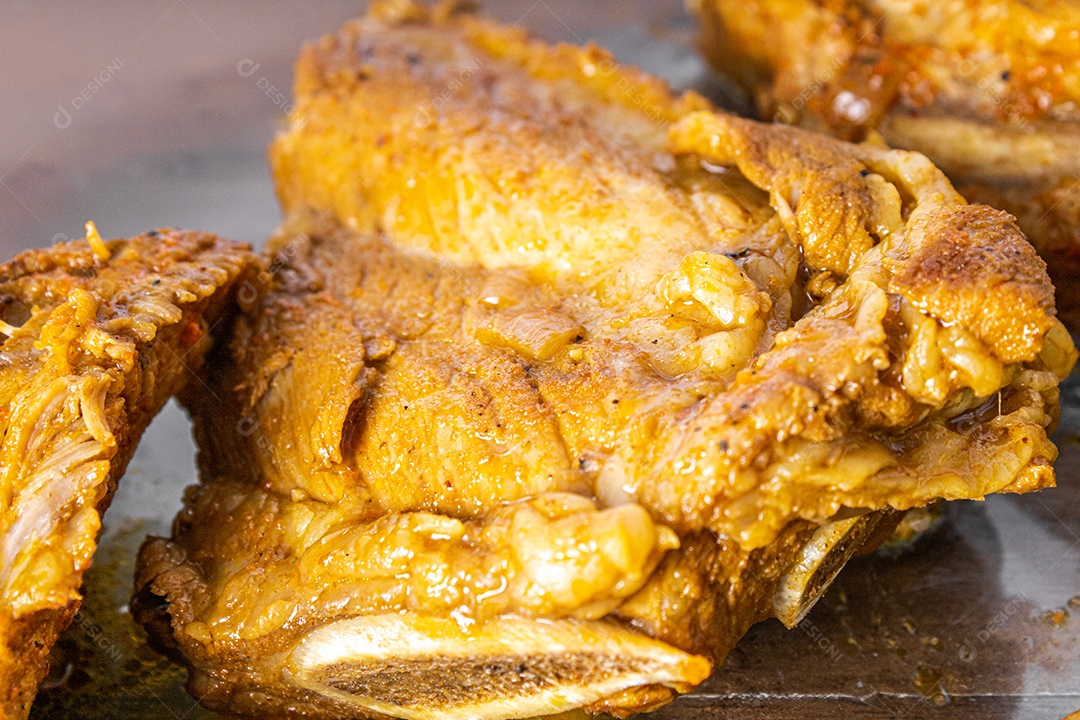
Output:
134,3,1077,718
0,229,251,718
692,0,1080,330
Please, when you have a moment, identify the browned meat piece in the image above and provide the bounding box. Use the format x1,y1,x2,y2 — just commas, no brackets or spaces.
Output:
0,227,252,719
692,0,1080,330
134,3,1076,718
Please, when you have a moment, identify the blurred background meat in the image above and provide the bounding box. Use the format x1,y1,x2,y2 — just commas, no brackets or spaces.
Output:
692,0,1080,330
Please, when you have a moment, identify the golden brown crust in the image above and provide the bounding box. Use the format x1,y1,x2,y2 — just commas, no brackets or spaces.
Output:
0,230,253,719
1,604,76,719
960,179,1080,332
887,205,1054,364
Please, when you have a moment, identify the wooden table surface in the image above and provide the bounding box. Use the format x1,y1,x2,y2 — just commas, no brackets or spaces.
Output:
1,2,1078,719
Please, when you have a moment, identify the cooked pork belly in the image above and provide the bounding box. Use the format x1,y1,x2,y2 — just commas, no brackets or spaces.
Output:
0,229,251,719
692,0,1080,329
134,3,1077,718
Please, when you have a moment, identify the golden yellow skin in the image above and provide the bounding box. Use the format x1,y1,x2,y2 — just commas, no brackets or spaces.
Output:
266,3,1071,542
693,0,1080,329
136,2,1075,718
0,230,252,720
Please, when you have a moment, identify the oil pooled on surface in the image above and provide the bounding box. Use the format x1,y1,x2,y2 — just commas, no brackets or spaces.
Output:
28,519,218,720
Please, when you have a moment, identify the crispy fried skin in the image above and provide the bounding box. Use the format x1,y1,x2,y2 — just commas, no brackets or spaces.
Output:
692,0,1080,329
0,230,252,719
135,3,1076,718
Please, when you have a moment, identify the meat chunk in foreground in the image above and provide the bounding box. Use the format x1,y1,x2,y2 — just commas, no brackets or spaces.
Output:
0,228,252,719
134,3,1076,719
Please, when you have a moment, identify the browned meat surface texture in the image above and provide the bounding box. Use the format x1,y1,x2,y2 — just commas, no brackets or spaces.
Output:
0,229,252,719
692,0,1080,330
134,3,1077,718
